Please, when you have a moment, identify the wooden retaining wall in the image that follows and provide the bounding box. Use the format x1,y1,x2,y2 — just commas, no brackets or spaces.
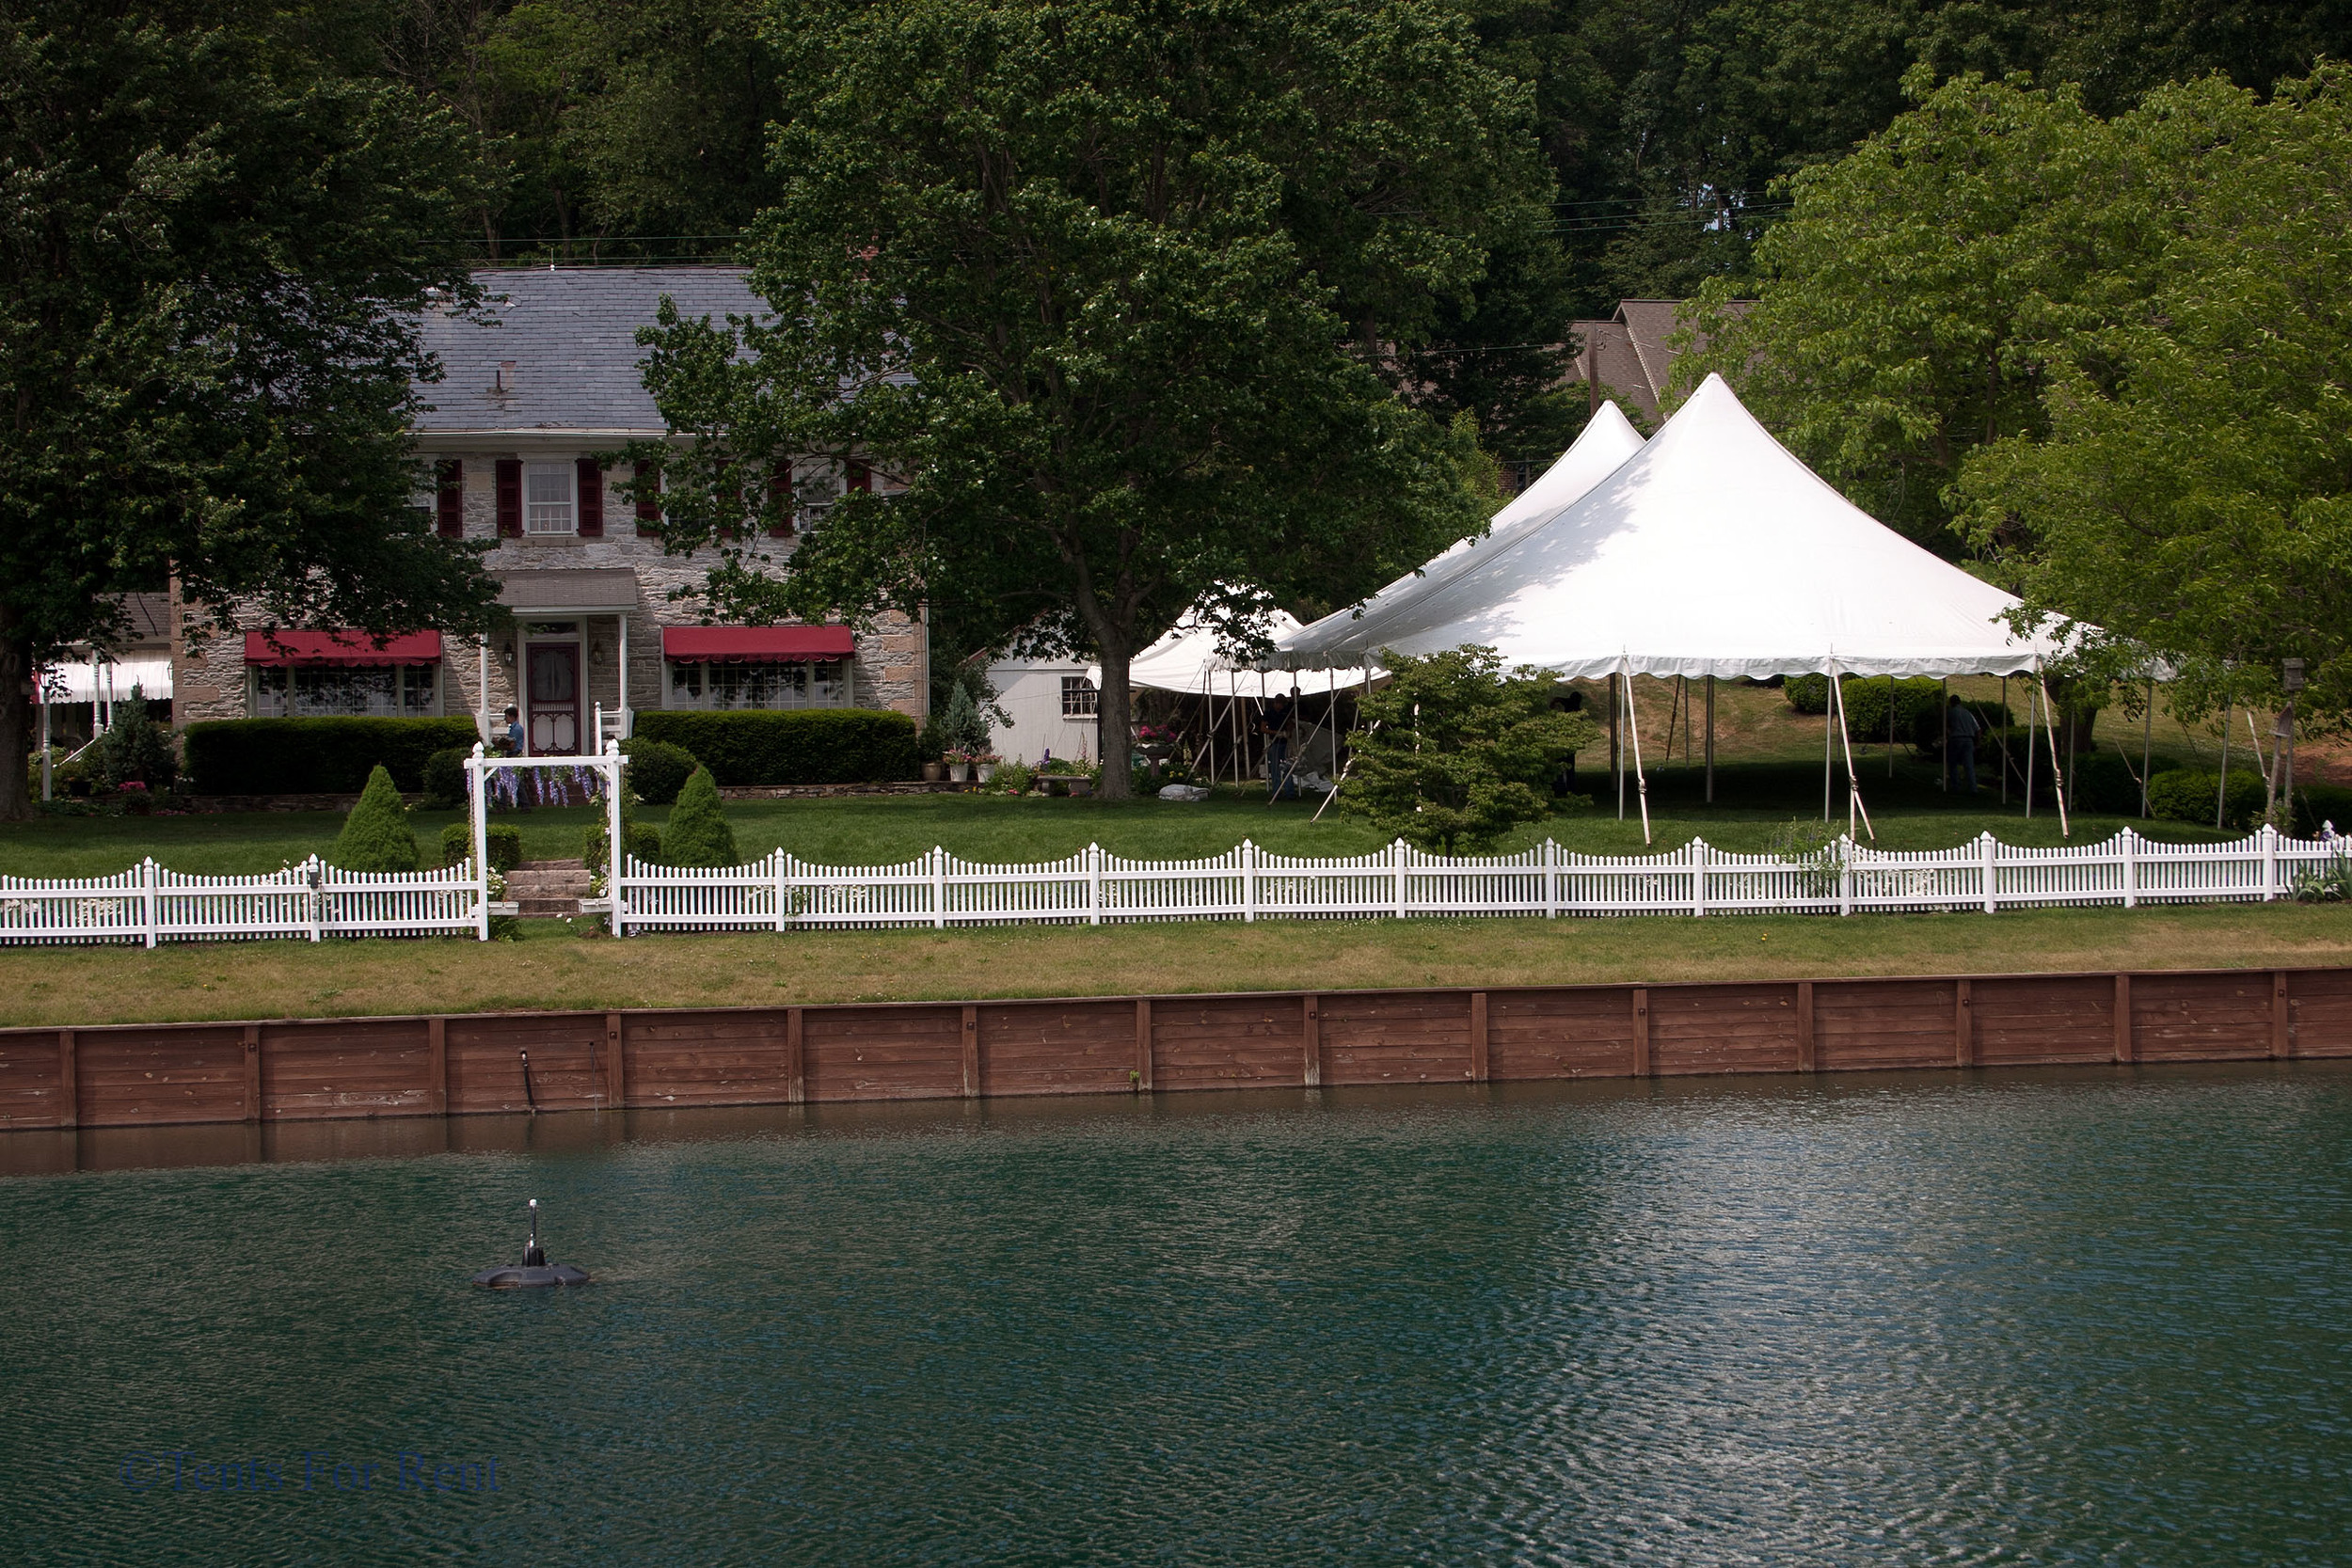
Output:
5,968,2350,1131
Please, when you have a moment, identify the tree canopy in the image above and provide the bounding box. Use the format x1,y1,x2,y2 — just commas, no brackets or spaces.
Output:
0,0,505,818
637,0,1539,797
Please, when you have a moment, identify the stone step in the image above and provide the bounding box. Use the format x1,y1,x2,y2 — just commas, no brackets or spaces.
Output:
516,859,587,872
516,896,586,917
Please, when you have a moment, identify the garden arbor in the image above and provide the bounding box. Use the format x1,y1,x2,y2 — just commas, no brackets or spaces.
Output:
466,741,629,936
1278,374,2083,839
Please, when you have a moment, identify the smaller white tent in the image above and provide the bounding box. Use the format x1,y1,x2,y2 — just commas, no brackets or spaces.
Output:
1095,606,1378,698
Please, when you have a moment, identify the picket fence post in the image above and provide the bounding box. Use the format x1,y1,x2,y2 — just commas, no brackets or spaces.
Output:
1242,840,1257,923
307,858,324,942
1837,837,1853,917
2262,823,2280,901
773,849,789,933
932,847,946,928
1089,842,1103,927
1691,838,1708,918
1543,839,1559,919
1980,832,1998,914
1393,839,1408,919
141,859,159,949
2122,828,2138,909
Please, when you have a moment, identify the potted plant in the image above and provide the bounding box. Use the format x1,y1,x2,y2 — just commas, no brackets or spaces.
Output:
944,747,972,783
972,751,1000,784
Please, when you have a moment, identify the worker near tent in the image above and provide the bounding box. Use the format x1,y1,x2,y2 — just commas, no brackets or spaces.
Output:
1261,690,1299,800
1946,694,1982,793
1549,689,1584,795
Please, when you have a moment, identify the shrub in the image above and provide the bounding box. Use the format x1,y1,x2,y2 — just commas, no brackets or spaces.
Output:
2069,752,2187,816
2148,768,2268,830
661,767,740,865
582,816,662,877
421,747,469,809
93,686,177,789
2293,783,2352,837
1784,673,1830,714
991,759,1033,795
620,736,699,805
327,766,419,872
440,821,522,871
1833,676,1944,742
631,709,918,785
935,682,991,756
183,716,480,795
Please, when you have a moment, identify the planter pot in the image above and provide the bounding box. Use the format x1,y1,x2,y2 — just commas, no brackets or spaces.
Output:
922,762,945,783
1066,779,1094,798
949,763,971,783
976,764,996,784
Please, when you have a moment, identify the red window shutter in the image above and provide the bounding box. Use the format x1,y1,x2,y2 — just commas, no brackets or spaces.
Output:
495,459,523,537
767,462,795,537
633,461,661,535
576,458,604,537
435,459,464,539
847,462,872,493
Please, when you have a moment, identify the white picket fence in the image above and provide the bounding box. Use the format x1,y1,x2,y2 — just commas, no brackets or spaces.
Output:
0,858,485,946
1,827,2341,945
616,826,2348,934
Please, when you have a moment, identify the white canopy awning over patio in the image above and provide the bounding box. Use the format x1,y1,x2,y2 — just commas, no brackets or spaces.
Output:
1277,373,2074,680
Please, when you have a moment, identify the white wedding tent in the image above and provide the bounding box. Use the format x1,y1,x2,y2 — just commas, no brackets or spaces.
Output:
1278,372,2068,679
1274,373,2084,839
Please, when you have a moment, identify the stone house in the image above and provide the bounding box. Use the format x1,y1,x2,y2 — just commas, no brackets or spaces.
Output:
170,266,928,752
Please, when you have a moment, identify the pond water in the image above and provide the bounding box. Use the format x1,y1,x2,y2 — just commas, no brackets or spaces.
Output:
4,1065,2349,1566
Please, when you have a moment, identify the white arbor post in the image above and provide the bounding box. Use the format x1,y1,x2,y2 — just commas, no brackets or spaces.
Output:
604,737,628,937
468,743,491,941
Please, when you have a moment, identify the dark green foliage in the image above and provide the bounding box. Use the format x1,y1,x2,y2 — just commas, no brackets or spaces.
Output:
183,718,480,796
1784,674,1832,715
582,817,663,876
1340,646,1599,852
1839,678,1946,744
632,709,917,786
620,737,699,806
935,683,991,756
2069,752,2185,816
326,766,419,872
440,821,521,872
92,686,177,789
661,767,739,866
2293,784,2352,839
421,747,469,810
2147,768,2268,830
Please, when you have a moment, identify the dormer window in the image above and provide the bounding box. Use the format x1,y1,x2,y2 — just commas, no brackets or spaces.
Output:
524,462,575,534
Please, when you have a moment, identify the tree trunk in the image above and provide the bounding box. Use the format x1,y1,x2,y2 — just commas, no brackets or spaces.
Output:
0,623,33,823
1095,639,1134,800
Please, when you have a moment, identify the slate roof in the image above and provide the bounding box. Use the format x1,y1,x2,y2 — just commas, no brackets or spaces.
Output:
416,266,767,435
1562,299,1752,425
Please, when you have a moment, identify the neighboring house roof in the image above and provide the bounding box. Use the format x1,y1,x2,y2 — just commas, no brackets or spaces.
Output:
417,266,766,436
115,593,172,647
1561,299,1752,425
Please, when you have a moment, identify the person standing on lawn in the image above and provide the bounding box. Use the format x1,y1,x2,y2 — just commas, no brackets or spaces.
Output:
1261,691,1299,800
1947,695,1981,793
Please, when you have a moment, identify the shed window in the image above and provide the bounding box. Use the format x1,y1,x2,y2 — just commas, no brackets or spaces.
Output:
1061,676,1098,719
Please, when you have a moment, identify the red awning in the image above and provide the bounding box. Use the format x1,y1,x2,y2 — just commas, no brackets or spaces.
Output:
661,626,856,662
243,630,444,667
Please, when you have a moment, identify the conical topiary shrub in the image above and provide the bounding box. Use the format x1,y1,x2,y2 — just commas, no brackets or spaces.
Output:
327,764,420,872
661,766,739,867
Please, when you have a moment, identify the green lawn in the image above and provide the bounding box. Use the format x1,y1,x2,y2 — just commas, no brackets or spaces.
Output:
0,759,2236,879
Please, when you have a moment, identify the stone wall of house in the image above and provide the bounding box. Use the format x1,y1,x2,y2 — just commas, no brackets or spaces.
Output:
170,458,928,735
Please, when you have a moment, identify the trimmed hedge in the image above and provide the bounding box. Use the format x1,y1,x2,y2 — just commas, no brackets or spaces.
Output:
2296,783,2352,836
620,736,698,805
421,746,469,810
632,708,918,786
440,821,522,872
662,767,739,865
2148,768,2268,830
184,717,481,795
327,766,419,872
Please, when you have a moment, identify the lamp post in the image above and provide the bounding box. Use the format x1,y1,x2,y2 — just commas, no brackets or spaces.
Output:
2279,657,2305,832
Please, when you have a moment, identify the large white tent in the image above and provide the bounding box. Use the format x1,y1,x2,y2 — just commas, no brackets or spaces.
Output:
1275,372,2084,839
1278,372,2070,680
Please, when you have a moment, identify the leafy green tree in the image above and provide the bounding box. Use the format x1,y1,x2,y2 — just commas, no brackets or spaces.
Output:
1341,645,1597,852
329,766,421,872
1959,69,2352,732
0,0,503,821
638,0,1544,798
661,766,739,866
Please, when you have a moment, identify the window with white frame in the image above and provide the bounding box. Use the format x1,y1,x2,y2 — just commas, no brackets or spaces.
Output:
666,659,850,711
524,462,575,534
251,664,440,718
1061,676,1098,718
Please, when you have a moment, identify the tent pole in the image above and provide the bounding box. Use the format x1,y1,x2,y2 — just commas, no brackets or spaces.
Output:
1684,675,1692,769
1833,672,1874,842
2025,673,2037,819
1624,663,1650,845
1886,674,1896,779
1939,677,1948,790
2000,677,2010,804
2140,676,2154,818
1613,676,1624,820
2039,673,2070,838
1823,666,1835,824
1704,675,1715,803
2217,699,2232,830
